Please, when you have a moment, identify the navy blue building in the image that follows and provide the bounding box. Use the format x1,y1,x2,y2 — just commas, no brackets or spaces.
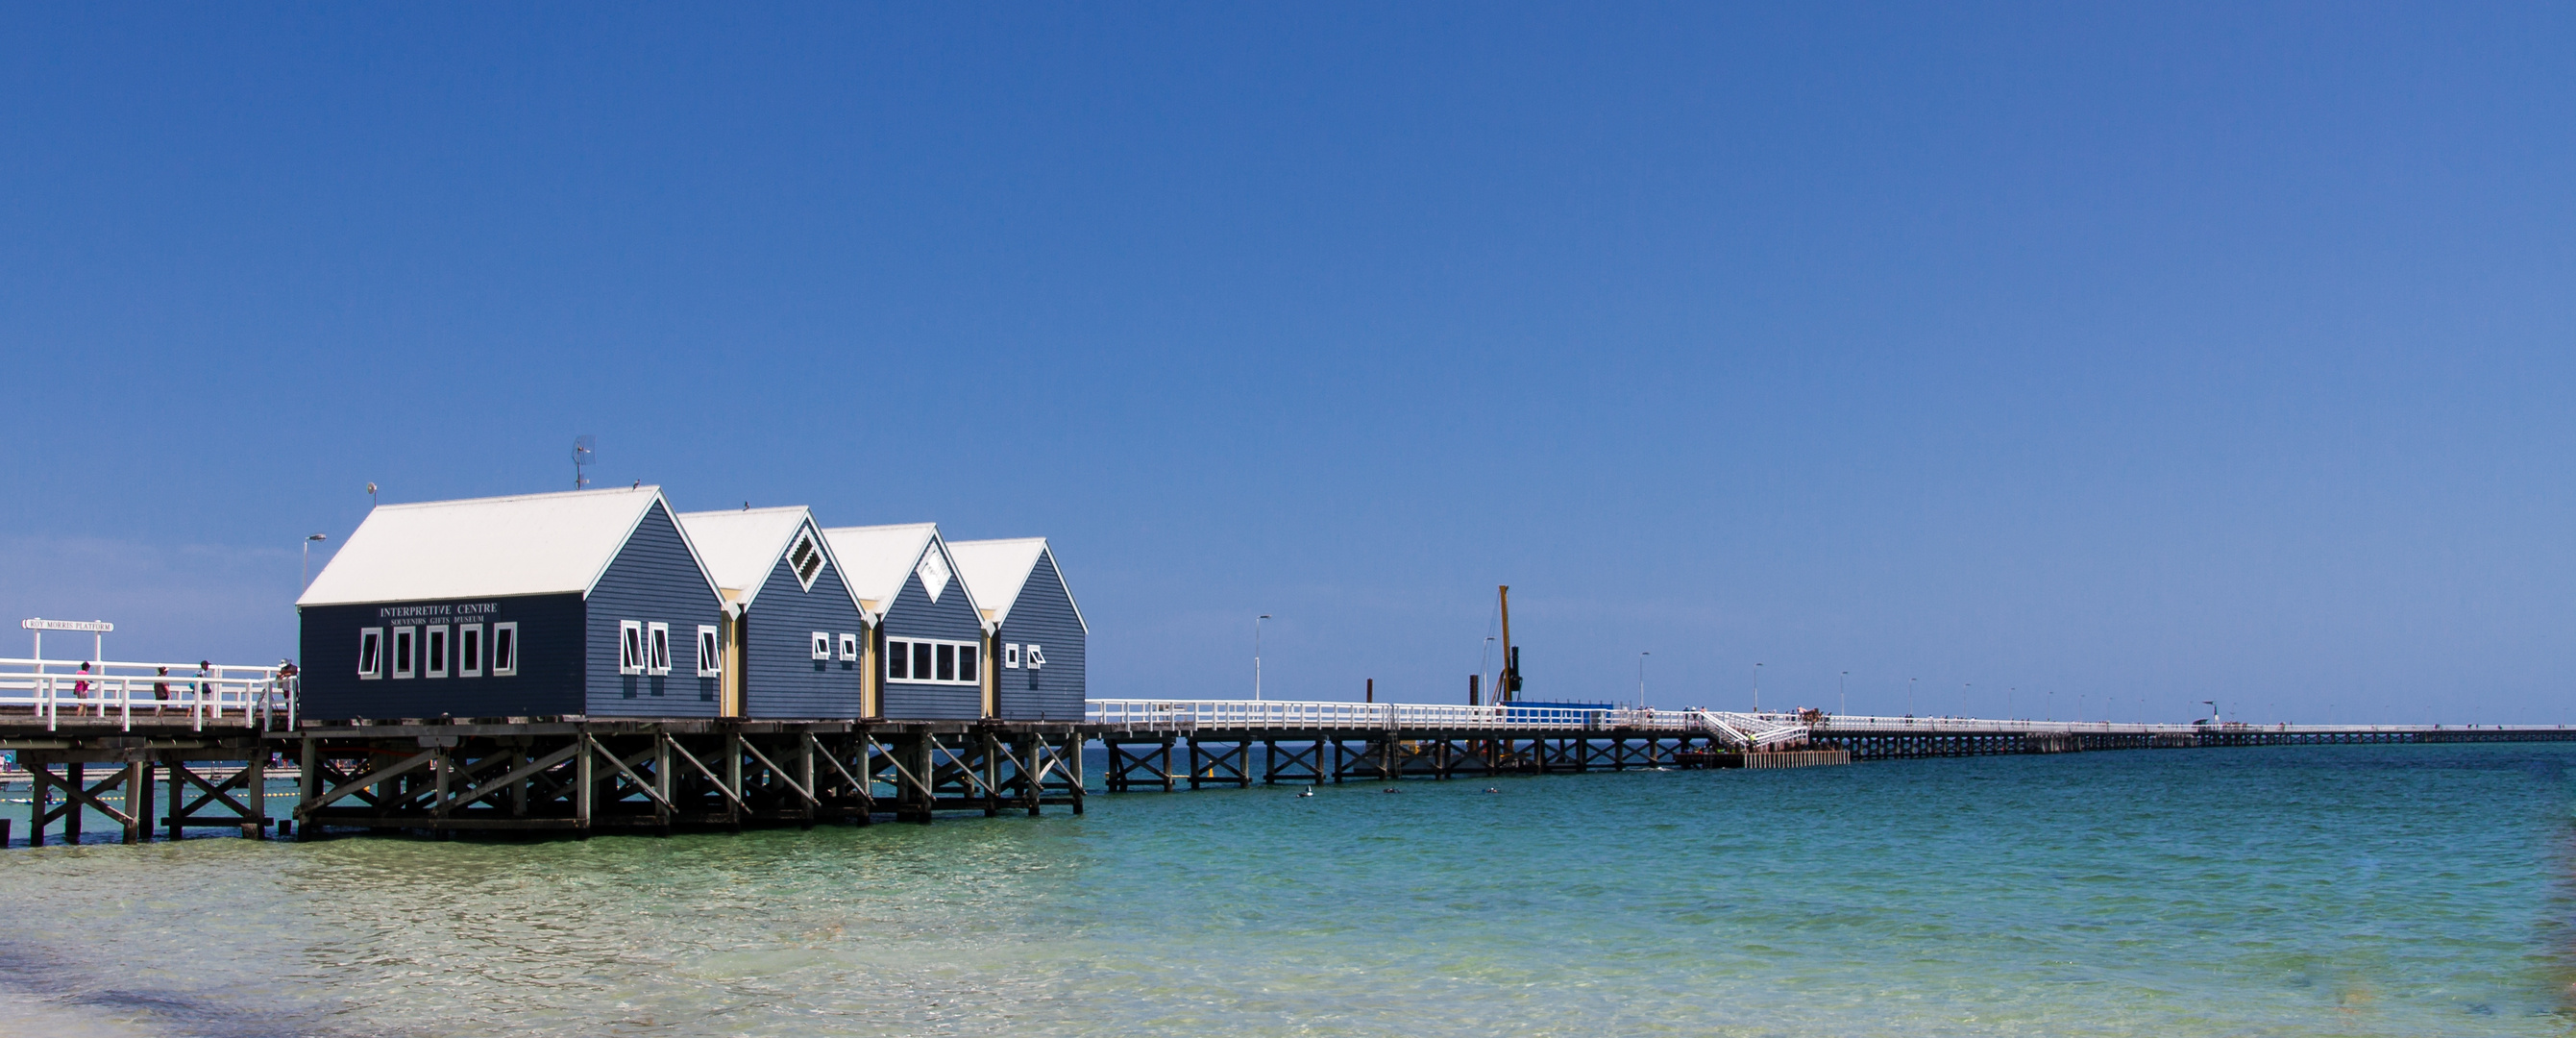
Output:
949,537,1089,721
823,523,987,720
677,507,869,718
295,486,728,720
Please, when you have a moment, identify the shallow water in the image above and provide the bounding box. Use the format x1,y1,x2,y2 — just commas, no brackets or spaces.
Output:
0,743,2570,1036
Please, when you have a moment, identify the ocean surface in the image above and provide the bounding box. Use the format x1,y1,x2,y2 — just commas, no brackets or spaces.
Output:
0,742,2571,1037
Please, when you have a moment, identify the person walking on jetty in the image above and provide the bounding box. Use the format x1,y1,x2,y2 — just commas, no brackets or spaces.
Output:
153,666,170,717
73,662,92,717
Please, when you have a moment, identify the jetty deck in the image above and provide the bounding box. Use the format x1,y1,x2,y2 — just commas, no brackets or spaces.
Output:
6,657,2573,847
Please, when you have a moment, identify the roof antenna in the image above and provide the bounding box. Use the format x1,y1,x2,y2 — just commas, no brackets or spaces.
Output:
573,434,597,489
366,482,378,507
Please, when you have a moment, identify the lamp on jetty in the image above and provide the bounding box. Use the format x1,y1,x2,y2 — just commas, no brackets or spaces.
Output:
1254,614,1270,701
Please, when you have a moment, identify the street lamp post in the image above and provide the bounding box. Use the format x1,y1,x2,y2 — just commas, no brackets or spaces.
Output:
1754,662,1763,713
1255,614,1271,701
1637,652,1650,709
302,532,328,590
1839,671,1848,716
1908,677,1916,717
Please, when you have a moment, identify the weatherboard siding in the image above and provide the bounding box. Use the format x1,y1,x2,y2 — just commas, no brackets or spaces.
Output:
744,549,869,718
878,562,987,720
996,550,1086,721
583,502,727,716
297,593,584,719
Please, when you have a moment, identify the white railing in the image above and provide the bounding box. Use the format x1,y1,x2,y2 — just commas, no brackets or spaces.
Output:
0,658,294,732
1082,701,2565,742
1805,714,2573,735
1085,699,1795,737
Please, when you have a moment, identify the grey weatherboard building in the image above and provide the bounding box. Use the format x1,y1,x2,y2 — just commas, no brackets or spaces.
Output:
295,486,729,720
949,537,1088,721
677,507,870,718
823,523,988,721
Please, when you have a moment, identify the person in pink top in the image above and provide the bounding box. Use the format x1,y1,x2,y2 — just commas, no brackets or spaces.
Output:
73,661,92,717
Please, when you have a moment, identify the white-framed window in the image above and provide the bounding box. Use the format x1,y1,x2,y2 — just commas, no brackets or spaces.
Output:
428,626,452,679
838,632,859,661
392,626,418,680
885,637,981,685
787,531,825,589
811,631,832,661
1024,643,1044,669
490,622,518,677
696,625,722,678
1003,643,1020,669
459,624,484,678
619,620,645,676
357,628,384,679
648,622,672,676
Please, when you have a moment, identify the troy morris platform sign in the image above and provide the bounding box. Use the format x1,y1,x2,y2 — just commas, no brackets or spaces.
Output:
21,618,112,632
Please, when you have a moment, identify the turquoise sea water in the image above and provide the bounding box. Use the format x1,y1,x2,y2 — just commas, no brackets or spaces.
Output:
1,742,2572,1036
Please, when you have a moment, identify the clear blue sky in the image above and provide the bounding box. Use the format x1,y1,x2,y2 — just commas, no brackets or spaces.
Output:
5,4,2572,723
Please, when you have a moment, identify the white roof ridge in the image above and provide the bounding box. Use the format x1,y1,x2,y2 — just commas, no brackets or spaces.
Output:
676,507,825,609
373,485,664,511
298,486,711,607
820,523,975,623
947,536,1084,632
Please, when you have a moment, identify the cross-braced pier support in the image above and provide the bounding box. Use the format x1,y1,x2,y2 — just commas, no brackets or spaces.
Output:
288,719,1081,838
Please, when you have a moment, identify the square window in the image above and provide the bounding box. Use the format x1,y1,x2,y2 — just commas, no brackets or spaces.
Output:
1024,643,1044,669
425,626,450,679
490,623,518,677
886,639,909,682
459,624,483,678
648,623,672,676
811,631,832,661
392,627,417,679
1004,643,1020,669
936,643,955,681
358,628,384,679
912,641,933,680
697,626,722,678
958,644,977,681
838,632,859,662
619,620,645,676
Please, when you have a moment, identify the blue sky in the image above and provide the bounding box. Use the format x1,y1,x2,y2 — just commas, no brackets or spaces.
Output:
5,4,2573,723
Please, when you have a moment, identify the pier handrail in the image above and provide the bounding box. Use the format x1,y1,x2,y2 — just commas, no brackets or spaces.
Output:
0,657,293,732
1082,700,2574,739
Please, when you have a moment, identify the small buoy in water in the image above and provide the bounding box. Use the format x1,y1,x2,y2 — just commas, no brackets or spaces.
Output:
1483,787,1501,793
1297,786,1314,798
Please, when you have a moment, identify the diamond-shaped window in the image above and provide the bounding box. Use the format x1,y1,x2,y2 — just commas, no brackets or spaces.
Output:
787,531,824,591
916,548,951,604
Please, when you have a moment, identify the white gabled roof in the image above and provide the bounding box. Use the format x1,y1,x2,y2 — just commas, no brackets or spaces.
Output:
298,486,713,607
822,522,976,623
946,537,1089,634
677,506,852,611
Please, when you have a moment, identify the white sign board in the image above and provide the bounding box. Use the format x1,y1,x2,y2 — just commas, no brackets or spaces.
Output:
21,618,112,632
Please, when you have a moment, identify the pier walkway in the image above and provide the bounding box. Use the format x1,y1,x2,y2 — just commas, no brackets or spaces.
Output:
1080,698,2576,788
5,654,2571,846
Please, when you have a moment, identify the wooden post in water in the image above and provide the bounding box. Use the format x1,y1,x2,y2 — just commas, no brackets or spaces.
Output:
63,763,82,844
122,759,148,844
243,749,266,839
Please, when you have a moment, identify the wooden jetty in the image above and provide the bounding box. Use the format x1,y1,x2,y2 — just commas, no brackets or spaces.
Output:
1080,700,2576,791
9,663,2576,847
